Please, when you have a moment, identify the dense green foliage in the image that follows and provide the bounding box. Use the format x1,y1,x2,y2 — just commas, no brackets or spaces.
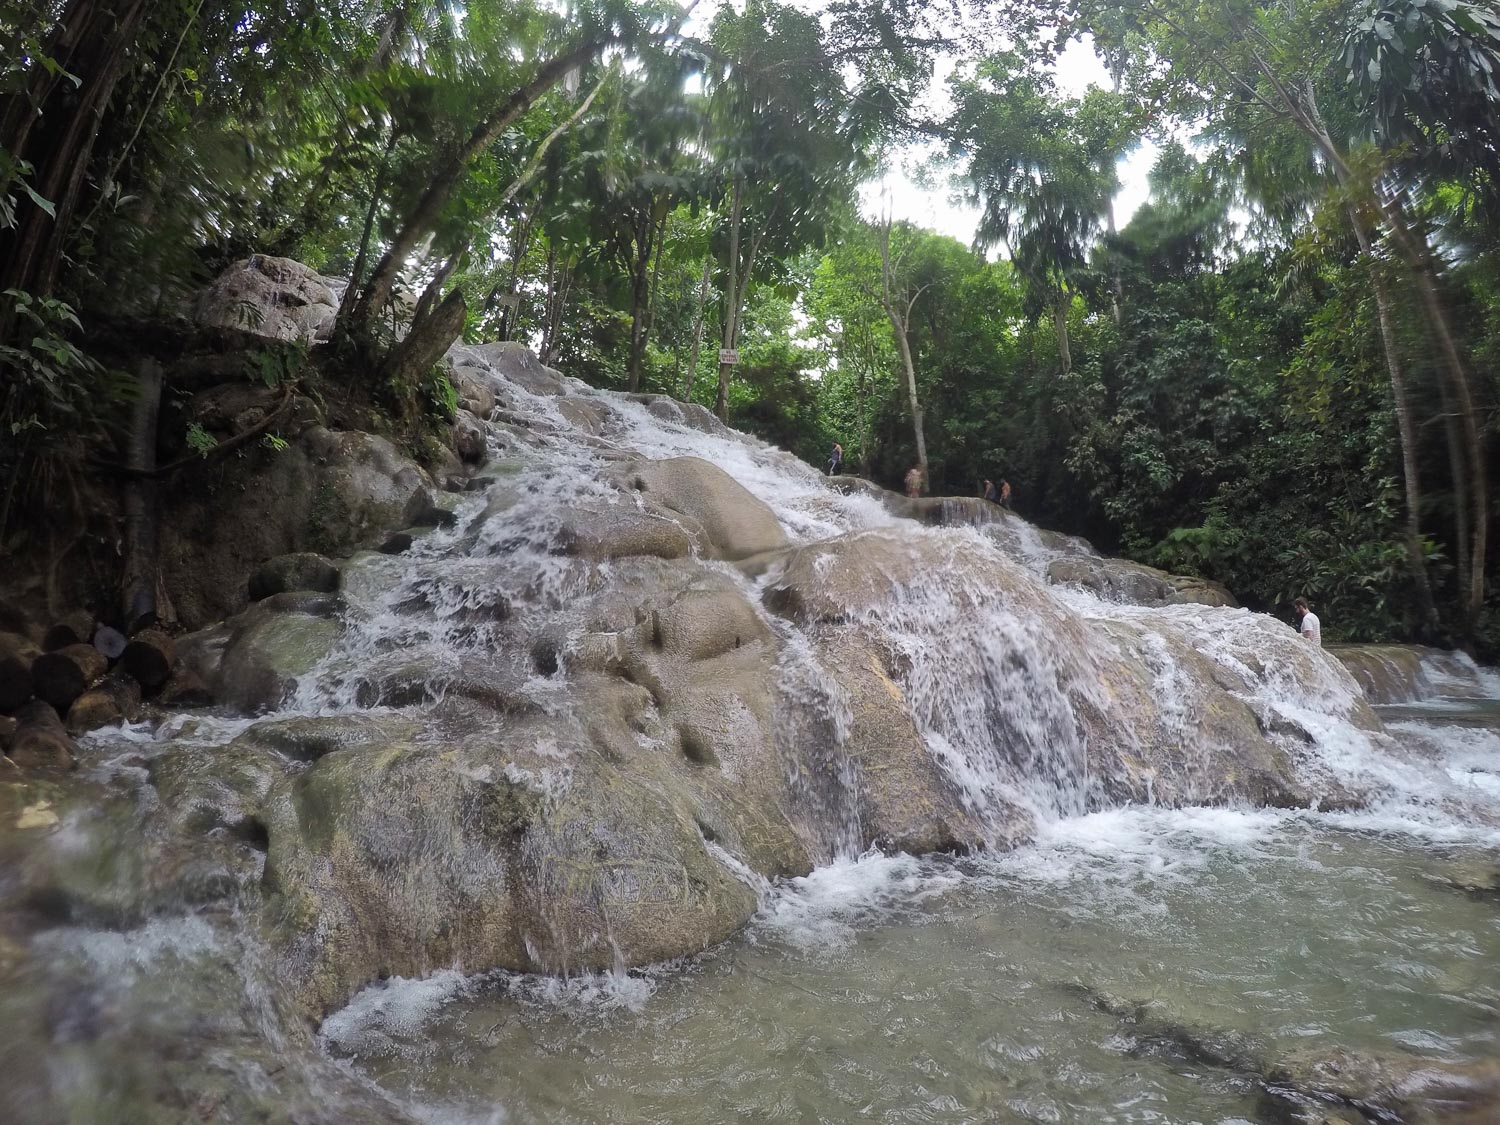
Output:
1,0,1498,649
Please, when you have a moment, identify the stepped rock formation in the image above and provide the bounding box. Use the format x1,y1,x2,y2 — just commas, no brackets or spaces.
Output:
140,327,1398,1020
6,261,1495,1121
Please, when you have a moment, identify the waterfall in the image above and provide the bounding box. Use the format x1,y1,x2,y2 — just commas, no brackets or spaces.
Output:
7,341,1500,1124
253,343,1499,854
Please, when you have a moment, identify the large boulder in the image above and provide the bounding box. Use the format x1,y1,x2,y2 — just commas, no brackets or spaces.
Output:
260,712,767,1018
160,427,434,628
626,456,788,561
252,563,833,1018
248,552,341,601
764,529,1364,815
193,599,345,713
194,256,340,342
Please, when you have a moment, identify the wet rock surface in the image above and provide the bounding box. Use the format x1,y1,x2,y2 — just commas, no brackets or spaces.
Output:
7,316,1499,1122
161,427,435,628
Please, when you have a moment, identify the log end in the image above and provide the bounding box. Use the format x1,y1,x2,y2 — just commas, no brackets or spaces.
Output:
8,701,77,771
122,629,176,691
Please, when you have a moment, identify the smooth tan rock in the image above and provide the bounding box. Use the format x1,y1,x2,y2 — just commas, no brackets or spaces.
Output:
627,456,788,561
553,505,695,561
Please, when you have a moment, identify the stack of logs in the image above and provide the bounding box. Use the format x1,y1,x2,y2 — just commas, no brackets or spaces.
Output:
0,611,209,773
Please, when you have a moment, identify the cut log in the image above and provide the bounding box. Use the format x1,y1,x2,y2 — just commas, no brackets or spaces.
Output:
7,700,77,770
43,611,95,652
32,643,108,710
92,624,128,661
156,668,212,708
66,673,143,734
0,633,36,712
122,628,176,690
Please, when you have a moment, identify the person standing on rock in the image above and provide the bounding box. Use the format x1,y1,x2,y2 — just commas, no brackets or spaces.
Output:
827,442,843,476
983,479,998,503
1295,598,1321,645
905,465,923,497
999,479,1012,509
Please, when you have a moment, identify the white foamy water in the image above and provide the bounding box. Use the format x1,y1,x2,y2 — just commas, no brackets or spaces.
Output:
229,341,1500,856
280,346,1500,1124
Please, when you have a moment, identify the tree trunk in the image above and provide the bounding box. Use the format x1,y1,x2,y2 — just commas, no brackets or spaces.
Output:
0,635,37,713
715,175,745,421
1380,210,1488,635
379,288,468,388
641,210,668,372
880,218,929,489
857,330,874,475
892,310,928,490
1344,206,1438,634
1052,294,1073,377
540,249,575,366
348,38,609,344
1436,374,1473,627
334,128,400,342
121,627,175,691
1105,196,1122,325
1296,82,1485,637
681,256,712,401
32,643,108,711
66,671,141,734
43,611,95,652
539,242,561,362
121,358,162,633
627,210,657,392
0,0,151,319
498,207,535,342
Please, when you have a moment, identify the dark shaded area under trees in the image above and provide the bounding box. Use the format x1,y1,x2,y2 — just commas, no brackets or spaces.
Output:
1,0,1498,652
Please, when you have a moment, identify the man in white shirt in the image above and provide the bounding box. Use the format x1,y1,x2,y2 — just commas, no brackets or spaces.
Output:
1295,597,1321,645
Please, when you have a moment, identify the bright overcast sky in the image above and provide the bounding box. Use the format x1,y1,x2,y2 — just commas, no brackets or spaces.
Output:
681,4,1160,250
861,36,1160,247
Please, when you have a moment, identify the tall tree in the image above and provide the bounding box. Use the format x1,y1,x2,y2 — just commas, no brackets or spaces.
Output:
949,53,1120,376
1062,0,1490,635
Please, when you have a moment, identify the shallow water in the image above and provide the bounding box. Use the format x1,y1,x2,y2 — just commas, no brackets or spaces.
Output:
326,808,1500,1124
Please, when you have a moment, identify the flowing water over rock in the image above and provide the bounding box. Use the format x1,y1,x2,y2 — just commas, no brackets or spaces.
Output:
3,343,1498,1123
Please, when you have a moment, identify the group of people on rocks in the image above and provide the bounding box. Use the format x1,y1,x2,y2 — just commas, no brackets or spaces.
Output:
821,441,1321,645
824,442,1011,508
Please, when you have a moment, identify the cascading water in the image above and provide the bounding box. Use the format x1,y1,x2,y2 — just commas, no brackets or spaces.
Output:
4,342,1498,1124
